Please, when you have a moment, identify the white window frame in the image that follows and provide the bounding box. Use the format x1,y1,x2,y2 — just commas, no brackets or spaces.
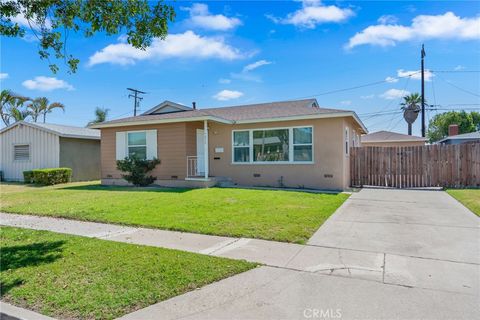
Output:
13,143,30,161
126,130,147,160
232,126,314,165
345,127,350,156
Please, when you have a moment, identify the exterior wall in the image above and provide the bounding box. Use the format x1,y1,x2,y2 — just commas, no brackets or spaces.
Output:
362,141,426,147
208,117,350,190
100,122,200,181
0,124,59,181
59,137,100,181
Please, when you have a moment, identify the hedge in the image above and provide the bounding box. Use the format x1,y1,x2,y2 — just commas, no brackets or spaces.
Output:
23,171,34,184
26,168,72,185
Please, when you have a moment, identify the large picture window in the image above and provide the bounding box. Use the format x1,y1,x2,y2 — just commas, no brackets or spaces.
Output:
232,126,313,164
127,131,147,160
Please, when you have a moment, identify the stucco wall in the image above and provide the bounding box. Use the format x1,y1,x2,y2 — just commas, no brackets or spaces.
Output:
59,137,100,181
361,141,426,147
0,124,59,181
100,122,199,180
208,118,349,190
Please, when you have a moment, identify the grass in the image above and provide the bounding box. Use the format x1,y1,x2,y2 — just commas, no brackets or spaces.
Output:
0,226,256,320
447,189,480,217
0,181,348,244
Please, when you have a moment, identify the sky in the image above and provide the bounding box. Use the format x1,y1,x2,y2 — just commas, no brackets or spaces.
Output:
1,0,479,136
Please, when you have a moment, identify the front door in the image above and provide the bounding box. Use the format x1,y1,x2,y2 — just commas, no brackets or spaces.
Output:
196,129,205,175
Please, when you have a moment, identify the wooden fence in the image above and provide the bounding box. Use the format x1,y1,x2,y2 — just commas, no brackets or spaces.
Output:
350,143,480,188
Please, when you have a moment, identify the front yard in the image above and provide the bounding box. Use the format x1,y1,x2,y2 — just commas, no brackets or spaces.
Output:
0,182,348,244
0,226,256,319
447,189,480,217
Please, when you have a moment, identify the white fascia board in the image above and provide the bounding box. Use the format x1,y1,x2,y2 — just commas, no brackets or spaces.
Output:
90,116,232,129
363,138,427,143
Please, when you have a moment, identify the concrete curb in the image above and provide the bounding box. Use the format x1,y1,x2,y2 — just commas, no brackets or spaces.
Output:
0,302,55,320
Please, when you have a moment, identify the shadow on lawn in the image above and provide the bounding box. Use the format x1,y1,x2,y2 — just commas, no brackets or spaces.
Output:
0,241,65,296
60,184,192,193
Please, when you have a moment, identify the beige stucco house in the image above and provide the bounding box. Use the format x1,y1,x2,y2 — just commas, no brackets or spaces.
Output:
361,130,427,147
91,99,367,190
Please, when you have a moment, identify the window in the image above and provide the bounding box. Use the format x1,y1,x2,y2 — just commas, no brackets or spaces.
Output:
232,126,313,163
253,129,289,162
345,127,349,156
293,127,313,161
233,131,250,162
127,131,147,160
14,144,30,160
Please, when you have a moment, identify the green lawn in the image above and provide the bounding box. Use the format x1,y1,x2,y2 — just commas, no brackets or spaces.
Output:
447,189,480,217
0,226,256,320
0,182,348,244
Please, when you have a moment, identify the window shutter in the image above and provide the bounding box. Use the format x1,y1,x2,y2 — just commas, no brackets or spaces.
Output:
14,145,30,160
116,132,126,160
146,130,158,160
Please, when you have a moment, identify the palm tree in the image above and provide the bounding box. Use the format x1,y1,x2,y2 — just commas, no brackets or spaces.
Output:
10,107,31,122
27,98,44,122
88,107,110,126
0,90,15,126
35,97,65,123
9,94,32,123
400,93,422,135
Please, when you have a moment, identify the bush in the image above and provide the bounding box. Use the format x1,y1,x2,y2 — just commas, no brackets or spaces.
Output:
23,170,34,183
116,157,160,187
31,168,72,185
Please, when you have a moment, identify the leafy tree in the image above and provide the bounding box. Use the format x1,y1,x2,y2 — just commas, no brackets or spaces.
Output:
0,0,175,73
33,97,65,123
0,93,32,125
88,107,109,126
427,111,479,142
116,157,160,187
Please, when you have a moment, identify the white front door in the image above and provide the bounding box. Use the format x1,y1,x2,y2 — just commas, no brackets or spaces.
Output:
196,129,205,175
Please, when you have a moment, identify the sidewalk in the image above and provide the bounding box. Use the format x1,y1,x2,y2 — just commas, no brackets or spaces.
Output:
0,212,384,281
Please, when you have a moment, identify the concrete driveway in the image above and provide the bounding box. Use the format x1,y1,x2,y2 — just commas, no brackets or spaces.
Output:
121,188,479,320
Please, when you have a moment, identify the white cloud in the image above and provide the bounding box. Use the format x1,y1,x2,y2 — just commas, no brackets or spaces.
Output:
347,12,480,49
377,15,398,25
10,12,51,30
380,89,410,100
218,78,231,84
242,60,272,72
340,100,352,106
213,89,243,101
454,65,465,71
267,0,354,29
361,94,374,99
182,3,241,31
88,31,245,66
0,73,8,80
22,76,74,91
385,76,398,83
397,69,433,81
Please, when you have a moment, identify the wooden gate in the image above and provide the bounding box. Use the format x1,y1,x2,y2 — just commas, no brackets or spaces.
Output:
350,143,480,188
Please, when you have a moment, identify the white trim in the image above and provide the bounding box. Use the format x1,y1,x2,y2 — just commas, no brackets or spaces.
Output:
185,177,212,182
89,115,231,128
203,120,209,179
142,100,192,115
232,125,314,164
345,126,350,156
126,131,147,159
362,139,428,143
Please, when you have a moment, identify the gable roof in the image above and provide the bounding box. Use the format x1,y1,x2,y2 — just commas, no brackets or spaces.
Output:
141,100,192,115
0,121,100,140
361,130,427,143
437,131,480,143
91,99,368,133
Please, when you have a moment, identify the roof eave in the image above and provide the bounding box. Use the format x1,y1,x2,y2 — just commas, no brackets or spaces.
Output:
362,138,428,143
89,115,232,128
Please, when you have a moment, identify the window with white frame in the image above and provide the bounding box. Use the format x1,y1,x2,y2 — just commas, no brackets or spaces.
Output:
352,129,356,147
233,126,313,163
14,144,30,160
345,127,350,155
127,131,147,160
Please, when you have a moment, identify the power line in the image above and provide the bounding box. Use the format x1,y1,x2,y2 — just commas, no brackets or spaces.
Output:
435,74,480,98
127,88,146,116
431,70,480,73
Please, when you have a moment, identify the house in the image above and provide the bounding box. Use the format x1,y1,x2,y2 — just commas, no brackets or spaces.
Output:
361,130,427,147
437,124,480,145
0,121,100,181
90,99,367,190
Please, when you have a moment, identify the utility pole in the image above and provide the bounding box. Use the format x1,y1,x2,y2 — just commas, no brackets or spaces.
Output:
421,44,426,137
127,88,146,116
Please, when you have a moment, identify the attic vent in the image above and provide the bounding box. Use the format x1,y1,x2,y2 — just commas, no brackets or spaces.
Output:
14,144,30,160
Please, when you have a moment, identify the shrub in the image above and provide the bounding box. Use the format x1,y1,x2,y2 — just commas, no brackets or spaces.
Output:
116,157,160,187
23,170,34,183
32,168,72,185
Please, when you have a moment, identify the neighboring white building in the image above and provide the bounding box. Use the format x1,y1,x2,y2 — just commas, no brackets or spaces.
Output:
0,121,101,181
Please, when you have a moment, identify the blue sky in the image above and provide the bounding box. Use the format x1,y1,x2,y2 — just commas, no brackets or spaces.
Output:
1,0,479,136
